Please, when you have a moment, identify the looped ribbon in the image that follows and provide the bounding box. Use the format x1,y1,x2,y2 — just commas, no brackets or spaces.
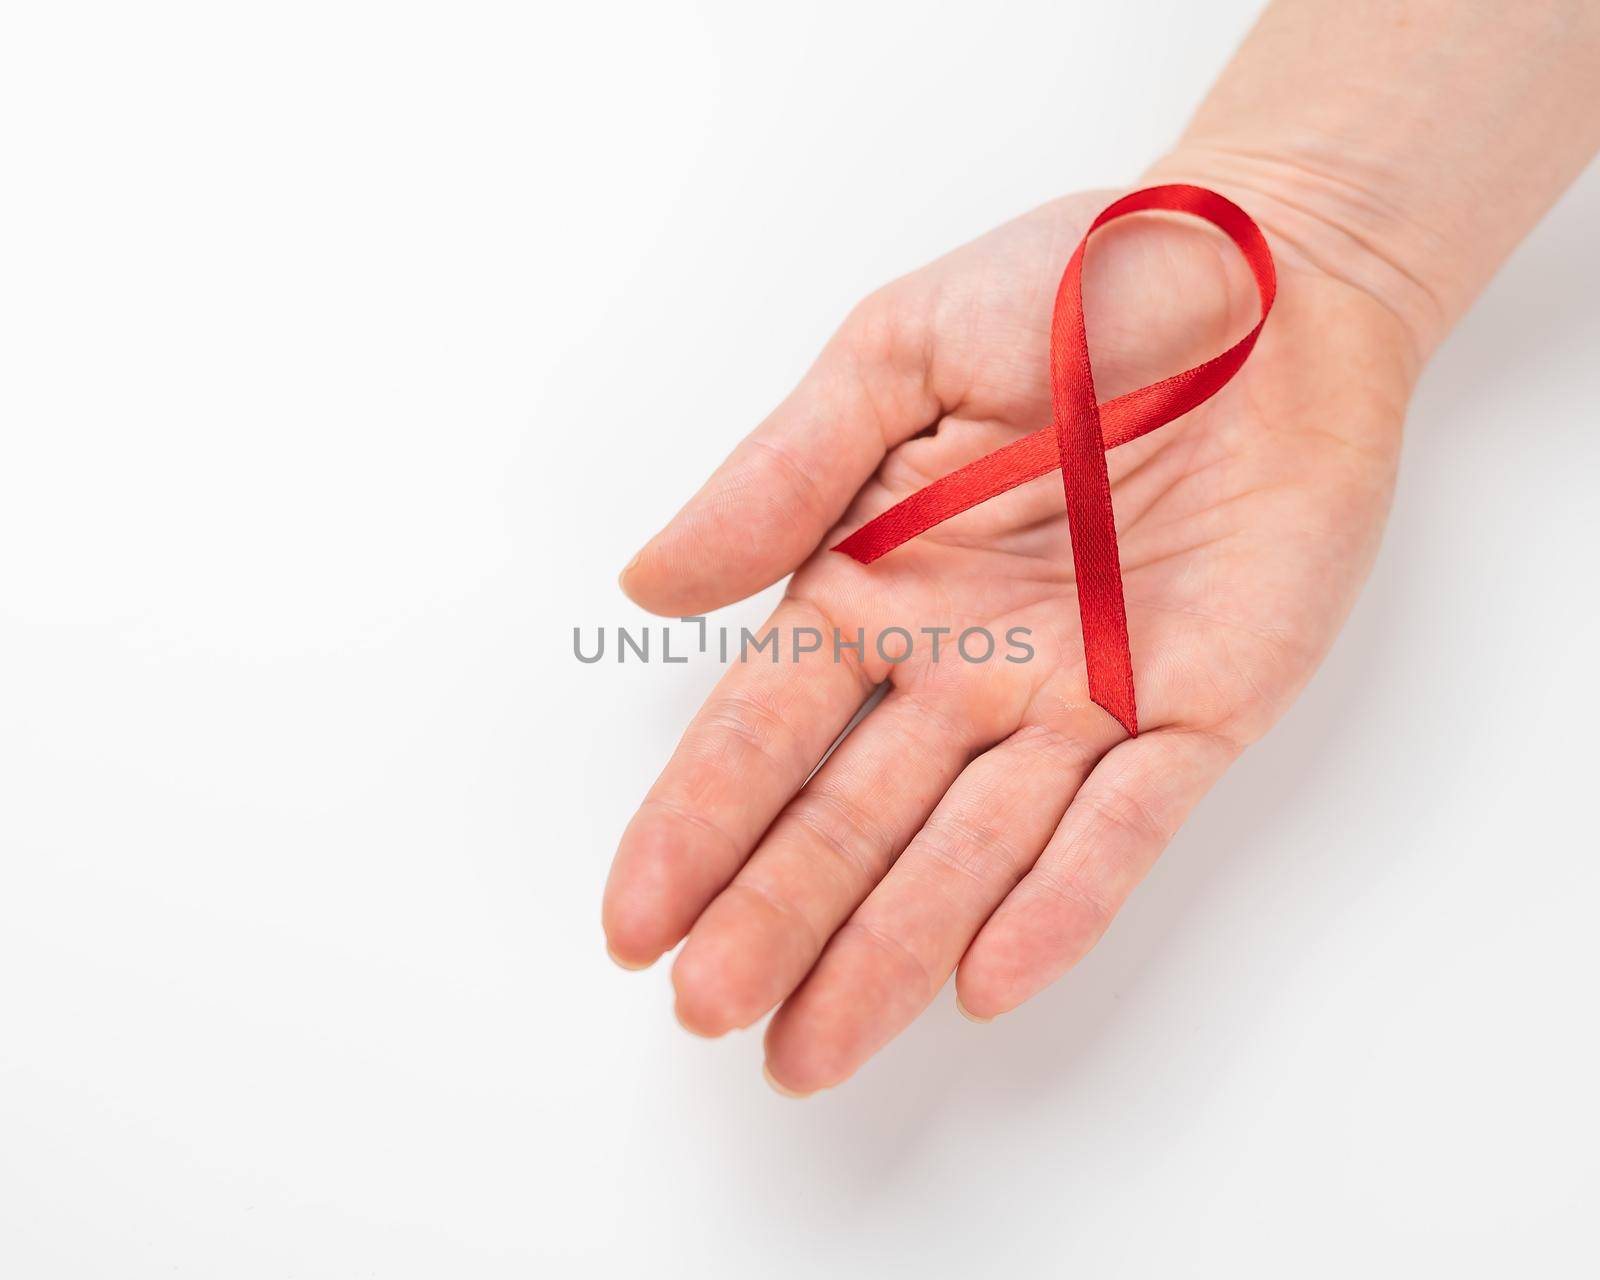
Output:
832,184,1277,736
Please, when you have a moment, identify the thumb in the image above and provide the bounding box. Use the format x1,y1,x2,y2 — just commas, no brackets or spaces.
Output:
619,301,940,616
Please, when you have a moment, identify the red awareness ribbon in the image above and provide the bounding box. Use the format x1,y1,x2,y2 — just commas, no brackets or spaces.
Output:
832,184,1277,737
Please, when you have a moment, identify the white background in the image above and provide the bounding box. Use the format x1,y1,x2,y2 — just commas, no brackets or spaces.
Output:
3,1,1598,1275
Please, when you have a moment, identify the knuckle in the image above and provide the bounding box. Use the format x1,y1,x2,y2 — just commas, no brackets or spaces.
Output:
742,434,829,525
836,918,935,1000
721,879,824,963
634,795,742,863
1008,722,1095,771
1031,862,1116,929
914,811,1027,885
1078,785,1171,846
786,792,882,884
693,687,795,776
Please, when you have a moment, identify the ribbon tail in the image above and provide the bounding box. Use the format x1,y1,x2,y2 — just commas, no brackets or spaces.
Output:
1086,636,1139,737
1063,450,1140,737
1052,242,1140,737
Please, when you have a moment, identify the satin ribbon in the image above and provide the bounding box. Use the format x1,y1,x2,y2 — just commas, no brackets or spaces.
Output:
832,184,1277,736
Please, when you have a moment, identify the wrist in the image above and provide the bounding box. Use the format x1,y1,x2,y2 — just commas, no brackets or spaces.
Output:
1145,145,1451,372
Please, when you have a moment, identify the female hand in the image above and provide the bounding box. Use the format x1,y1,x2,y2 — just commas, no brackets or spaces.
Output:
601,181,1417,1094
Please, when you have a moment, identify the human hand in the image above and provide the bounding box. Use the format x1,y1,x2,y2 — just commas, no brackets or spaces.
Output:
602,180,1417,1095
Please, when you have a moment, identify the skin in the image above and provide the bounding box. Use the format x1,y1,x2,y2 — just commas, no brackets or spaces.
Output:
602,0,1600,1094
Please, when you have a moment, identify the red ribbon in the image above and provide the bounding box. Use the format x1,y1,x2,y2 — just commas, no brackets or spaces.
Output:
832,184,1277,736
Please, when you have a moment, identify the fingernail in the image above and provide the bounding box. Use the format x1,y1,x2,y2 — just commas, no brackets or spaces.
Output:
955,993,994,1024
618,551,642,587
763,1064,812,1099
606,943,652,972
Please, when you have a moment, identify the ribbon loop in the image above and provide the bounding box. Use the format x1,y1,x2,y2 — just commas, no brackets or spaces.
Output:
833,184,1277,736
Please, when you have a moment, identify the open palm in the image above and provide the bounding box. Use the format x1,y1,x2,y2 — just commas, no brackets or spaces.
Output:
604,190,1414,1095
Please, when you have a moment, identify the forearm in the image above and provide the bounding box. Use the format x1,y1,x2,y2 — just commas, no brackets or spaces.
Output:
1148,0,1600,361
